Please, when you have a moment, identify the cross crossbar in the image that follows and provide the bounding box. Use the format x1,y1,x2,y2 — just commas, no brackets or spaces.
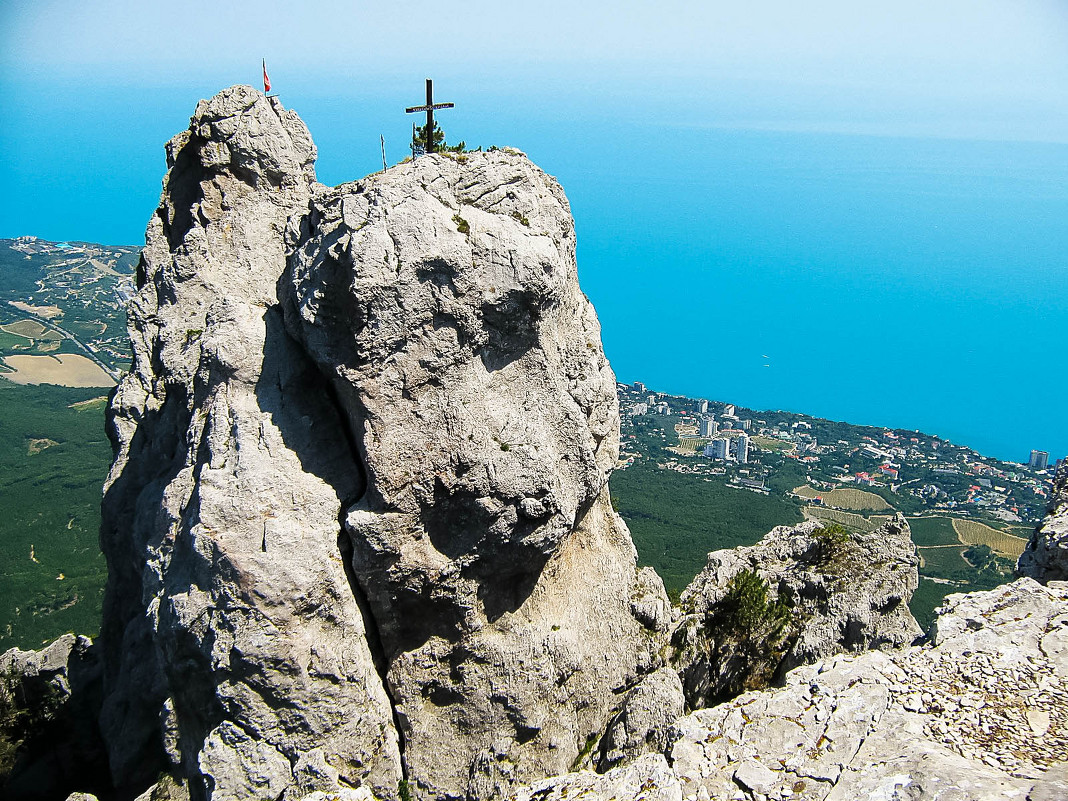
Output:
405,78,454,154
405,103,454,113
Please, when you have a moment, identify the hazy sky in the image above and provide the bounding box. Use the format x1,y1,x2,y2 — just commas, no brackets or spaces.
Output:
3,0,1068,141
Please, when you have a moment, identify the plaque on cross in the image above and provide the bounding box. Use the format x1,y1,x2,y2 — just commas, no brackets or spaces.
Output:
405,78,454,155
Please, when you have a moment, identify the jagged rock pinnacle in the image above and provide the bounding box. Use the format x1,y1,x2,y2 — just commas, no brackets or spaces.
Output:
94,86,664,800
99,85,402,799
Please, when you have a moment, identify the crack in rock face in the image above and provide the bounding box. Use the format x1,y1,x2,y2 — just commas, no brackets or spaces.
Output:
94,86,664,801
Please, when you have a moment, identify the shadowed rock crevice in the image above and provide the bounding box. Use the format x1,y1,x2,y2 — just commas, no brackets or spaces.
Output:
479,288,543,372
1017,461,1068,582
254,306,367,497
159,134,205,254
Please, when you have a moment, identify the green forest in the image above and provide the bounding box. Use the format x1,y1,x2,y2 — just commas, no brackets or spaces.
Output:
0,381,112,651
611,463,803,598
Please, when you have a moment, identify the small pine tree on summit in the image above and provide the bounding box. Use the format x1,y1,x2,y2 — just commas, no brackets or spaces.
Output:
413,122,466,154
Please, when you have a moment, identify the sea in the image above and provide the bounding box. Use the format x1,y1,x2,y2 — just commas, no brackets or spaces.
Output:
2,77,1066,464
557,124,1068,465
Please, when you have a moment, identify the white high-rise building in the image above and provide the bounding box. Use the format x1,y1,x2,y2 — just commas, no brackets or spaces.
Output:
697,399,708,414
699,418,717,437
736,433,750,464
708,437,730,460
1029,450,1049,470
723,404,736,417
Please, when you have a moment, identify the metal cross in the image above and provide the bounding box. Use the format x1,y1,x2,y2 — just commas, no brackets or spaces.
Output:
405,78,454,154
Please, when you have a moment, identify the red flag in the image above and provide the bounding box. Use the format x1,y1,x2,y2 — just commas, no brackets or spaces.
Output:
262,59,271,93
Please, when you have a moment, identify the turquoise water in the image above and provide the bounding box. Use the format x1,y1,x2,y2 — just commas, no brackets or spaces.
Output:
2,78,1065,462
555,126,1068,464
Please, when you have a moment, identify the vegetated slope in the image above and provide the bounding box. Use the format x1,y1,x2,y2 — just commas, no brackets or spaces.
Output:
0,381,111,651
612,462,803,598
953,518,1028,557
793,484,892,511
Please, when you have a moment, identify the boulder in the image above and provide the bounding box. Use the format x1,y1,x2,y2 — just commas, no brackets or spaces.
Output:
1,635,108,800
597,667,686,771
671,516,921,707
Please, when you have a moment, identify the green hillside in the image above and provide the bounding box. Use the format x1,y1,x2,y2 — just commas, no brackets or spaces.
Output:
0,382,112,651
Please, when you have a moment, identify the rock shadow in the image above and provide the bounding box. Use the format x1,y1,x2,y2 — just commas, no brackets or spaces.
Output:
253,305,365,501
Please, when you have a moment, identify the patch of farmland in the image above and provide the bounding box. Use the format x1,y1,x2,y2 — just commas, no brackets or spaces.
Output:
804,506,880,533
752,435,793,453
2,354,115,387
675,437,709,453
2,320,62,340
907,516,960,547
8,301,62,320
0,330,32,351
953,518,1028,559
822,488,892,511
8,301,62,319
794,485,892,511
915,543,972,577
68,396,108,411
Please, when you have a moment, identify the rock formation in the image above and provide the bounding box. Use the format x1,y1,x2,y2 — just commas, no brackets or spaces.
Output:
279,122,664,799
97,84,402,800
595,667,685,772
0,635,107,800
669,517,921,708
1018,462,1068,582
89,86,663,800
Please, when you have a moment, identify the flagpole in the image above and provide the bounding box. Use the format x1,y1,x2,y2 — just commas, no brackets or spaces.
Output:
262,59,273,97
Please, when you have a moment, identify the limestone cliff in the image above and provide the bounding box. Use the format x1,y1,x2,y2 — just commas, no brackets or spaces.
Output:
280,145,664,799
92,86,663,800
98,85,402,799
1018,461,1068,582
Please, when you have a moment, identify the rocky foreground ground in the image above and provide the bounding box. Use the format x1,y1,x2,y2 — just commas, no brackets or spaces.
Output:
516,577,1068,801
